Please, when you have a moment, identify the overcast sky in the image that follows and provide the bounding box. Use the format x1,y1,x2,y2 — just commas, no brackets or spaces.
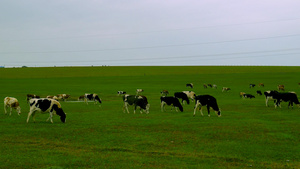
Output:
1,0,300,67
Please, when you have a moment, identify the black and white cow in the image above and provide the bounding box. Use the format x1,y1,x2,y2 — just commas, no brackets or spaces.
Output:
123,95,150,114
174,92,190,105
27,98,66,123
182,91,196,101
186,83,193,88
249,84,256,88
160,96,183,112
243,94,255,99
273,92,300,108
117,91,126,95
193,95,221,117
264,90,279,107
84,93,102,105
256,90,262,95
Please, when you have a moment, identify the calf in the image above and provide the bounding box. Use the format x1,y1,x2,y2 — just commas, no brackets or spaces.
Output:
123,95,150,114
174,92,190,105
27,98,66,123
84,93,102,105
4,97,21,116
193,95,221,117
186,83,193,88
160,96,183,112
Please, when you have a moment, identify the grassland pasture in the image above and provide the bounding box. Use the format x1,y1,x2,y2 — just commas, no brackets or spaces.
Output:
0,66,299,168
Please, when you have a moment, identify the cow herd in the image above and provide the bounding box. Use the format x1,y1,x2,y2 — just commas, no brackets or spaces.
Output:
3,83,299,124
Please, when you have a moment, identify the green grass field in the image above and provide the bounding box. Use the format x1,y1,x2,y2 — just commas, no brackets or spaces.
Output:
0,66,299,168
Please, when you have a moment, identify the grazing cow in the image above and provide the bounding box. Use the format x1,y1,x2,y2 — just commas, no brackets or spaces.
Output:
243,94,255,99
278,85,285,91
160,90,169,96
27,98,66,123
193,95,221,117
249,84,256,88
57,94,70,101
136,89,144,95
207,84,213,88
123,95,150,114
46,95,58,100
182,91,196,101
212,84,217,89
78,95,85,101
264,90,279,107
84,93,102,105
118,91,126,95
203,84,208,89
160,96,183,112
256,90,262,95
222,87,231,92
239,92,246,98
186,83,193,88
259,83,264,87
26,94,40,102
174,92,190,105
273,92,300,108
4,97,21,116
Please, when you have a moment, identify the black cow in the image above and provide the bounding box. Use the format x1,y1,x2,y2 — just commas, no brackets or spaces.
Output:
193,95,221,117
27,98,66,123
84,93,102,105
160,96,183,112
256,90,262,95
273,92,300,108
243,94,255,99
174,92,190,105
123,95,150,114
117,91,126,95
186,83,193,88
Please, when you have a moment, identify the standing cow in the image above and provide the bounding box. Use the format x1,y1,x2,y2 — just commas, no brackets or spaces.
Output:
84,93,102,105
4,97,21,116
193,95,221,117
273,92,300,108
27,98,66,123
123,95,150,114
160,96,183,112
174,92,190,105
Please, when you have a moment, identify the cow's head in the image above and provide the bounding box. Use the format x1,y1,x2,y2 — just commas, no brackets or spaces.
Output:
53,104,66,123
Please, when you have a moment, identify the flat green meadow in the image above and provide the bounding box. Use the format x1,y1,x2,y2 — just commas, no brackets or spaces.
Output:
0,66,299,168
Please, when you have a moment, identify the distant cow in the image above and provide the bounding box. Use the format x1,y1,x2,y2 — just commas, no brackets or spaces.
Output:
256,90,262,95
160,96,183,112
160,90,169,96
243,94,255,99
212,84,217,89
207,84,212,88
186,83,193,88
46,95,58,100
4,97,21,116
239,92,246,98
26,94,40,103
278,85,285,91
118,91,126,95
273,92,300,108
174,92,190,105
27,98,66,123
136,89,144,95
203,84,208,89
249,84,256,88
78,95,85,101
84,93,102,105
193,95,221,117
123,95,150,114
182,91,196,101
222,87,231,92
259,83,264,87
57,94,70,101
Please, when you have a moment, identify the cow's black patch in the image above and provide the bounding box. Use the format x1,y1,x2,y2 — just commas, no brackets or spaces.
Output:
36,99,51,112
86,94,93,100
30,100,36,107
52,104,66,123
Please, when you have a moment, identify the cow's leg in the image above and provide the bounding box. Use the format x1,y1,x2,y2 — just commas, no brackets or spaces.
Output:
207,106,211,117
4,105,7,115
9,106,13,116
48,112,54,123
160,102,165,112
265,97,269,107
27,110,35,123
193,101,201,116
84,98,88,105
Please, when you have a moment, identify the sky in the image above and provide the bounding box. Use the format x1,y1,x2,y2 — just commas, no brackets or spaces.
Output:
1,0,300,67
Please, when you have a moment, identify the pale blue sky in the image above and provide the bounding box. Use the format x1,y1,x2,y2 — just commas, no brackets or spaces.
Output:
1,0,300,67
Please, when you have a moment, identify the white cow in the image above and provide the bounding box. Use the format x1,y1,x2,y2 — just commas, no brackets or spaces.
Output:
4,97,21,116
